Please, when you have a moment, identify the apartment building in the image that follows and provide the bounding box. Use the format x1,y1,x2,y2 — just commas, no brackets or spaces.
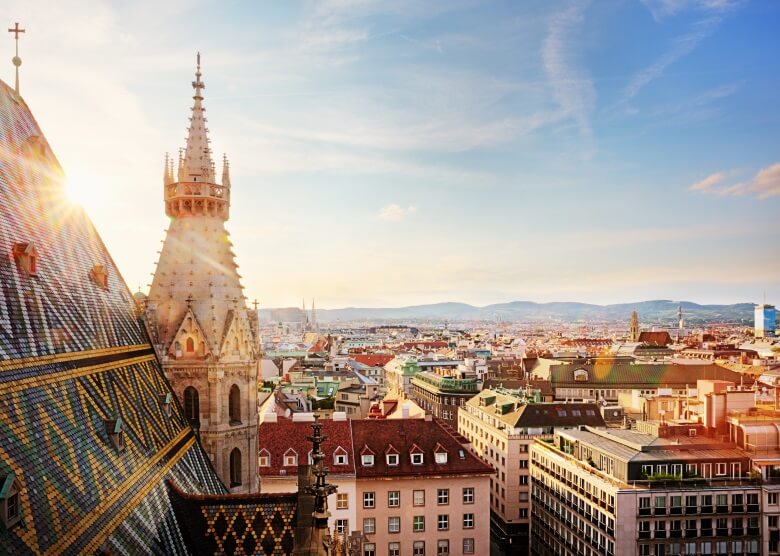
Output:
411,371,480,425
352,419,493,556
257,415,356,533
530,426,761,556
457,389,605,554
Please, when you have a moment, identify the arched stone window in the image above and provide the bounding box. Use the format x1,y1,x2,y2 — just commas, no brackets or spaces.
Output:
183,386,199,426
186,337,195,352
230,448,242,487
229,385,241,424
199,341,206,356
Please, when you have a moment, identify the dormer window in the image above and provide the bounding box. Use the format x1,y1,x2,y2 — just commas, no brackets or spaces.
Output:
12,242,37,276
433,443,448,464
333,447,348,466
0,473,21,529
158,393,172,418
387,453,399,466
283,449,297,467
104,416,125,454
362,454,374,466
411,453,424,465
89,264,109,290
258,449,270,467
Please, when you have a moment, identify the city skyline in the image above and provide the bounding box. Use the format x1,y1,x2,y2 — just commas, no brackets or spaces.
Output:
3,0,778,308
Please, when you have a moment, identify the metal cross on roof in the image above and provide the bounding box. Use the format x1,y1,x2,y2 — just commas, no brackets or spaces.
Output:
7,22,25,95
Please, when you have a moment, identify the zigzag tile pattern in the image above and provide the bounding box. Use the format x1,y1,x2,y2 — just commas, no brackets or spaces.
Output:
0,79,226,554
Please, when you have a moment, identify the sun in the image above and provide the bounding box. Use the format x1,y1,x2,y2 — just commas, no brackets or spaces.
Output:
63,169,103,210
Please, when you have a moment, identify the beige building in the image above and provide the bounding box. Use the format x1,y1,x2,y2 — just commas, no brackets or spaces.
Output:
458,389,605,553
530,426,761,556
144,56,259,492
352,419,493,556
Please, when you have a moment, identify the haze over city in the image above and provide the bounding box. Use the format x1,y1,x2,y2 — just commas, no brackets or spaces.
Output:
2,0,778,308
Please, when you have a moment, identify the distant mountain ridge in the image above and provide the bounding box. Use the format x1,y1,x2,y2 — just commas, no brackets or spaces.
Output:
261,300,756,324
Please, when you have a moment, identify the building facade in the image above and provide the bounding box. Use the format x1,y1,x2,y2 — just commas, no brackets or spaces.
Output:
458,390,605,554
530,426,761,556
755,304,777,338
411,371,480,424
352,419,493,556
145,56,259,492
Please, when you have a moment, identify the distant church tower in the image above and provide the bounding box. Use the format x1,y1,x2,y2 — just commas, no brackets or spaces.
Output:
629,310,640,342
145,54,259,493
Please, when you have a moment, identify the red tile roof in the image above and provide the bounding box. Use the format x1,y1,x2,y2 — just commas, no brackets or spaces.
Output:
353,354,395,367
258,419,355,477
351,419,494,479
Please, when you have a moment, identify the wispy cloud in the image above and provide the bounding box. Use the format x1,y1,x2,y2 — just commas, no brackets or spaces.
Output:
689,163,780,199
378,204,418,221
689,171,726,191
621,16,722,103
641,0,741,22
541,1,595,137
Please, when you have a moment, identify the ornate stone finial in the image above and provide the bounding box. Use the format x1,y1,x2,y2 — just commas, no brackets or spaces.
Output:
222,153,231,187
164,152,172,186
7,22,25,96
186,294,194,308
305,417,337,527
252,299,259,311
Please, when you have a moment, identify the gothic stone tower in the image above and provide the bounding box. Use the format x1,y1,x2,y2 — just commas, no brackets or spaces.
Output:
145,54,259,493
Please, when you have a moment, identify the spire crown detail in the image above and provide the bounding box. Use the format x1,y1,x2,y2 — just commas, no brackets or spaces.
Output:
164,53,231,220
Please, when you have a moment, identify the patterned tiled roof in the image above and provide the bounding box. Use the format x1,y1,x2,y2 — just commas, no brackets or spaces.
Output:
168,480,297,556
351,419,494,478
0,79,226,554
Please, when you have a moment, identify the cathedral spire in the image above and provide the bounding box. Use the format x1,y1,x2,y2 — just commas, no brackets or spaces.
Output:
182,52,214,182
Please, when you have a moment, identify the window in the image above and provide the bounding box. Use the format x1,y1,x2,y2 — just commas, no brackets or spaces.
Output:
413,541,425,556
437,539,449,556
334,450,348,466
642,465,653,476
12,242,37,276
388,491,400,508
336,493,348,510
388,542,400,556
284,450,297,467
228,385,241,424
769,516,778,528
715,463,726,476
463,513,474,529
362,454,374,466
519,508,528,518
183,386,199,425
413,515,425,532
335,519,348,534
229,448,242,487
463,538,475,554
437,514,449,531
1,474,21,529
363,543,375,556
363,492,375,508
435,452,448,464
437,489,449,505
770,493,778,505
386,453,399,466
388,516,400,533
414,490,425,506
363,517,375,534
411,452,424,465
463,487,474,504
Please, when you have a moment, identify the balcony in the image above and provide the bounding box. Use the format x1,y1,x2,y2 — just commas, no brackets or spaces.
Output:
653,508,667,516
716,528,729,536
701,528,713,537
732,504,744,513
700,505,713,514
685,529,697,538
638,531,651,540
732,528,744,536
747,503,760,512
716,505,729,513
670,506,682,515
684,506,698,514
639,508,651,517
670,530,682,538
654,531,667,539
748,527,760,535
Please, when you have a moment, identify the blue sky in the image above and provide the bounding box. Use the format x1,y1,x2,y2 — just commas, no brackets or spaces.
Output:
3,0,779,308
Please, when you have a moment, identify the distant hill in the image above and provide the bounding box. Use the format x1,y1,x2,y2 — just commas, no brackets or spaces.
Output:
260,300,756,325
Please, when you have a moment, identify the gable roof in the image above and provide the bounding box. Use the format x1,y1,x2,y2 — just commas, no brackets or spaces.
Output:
351,419,493,479
550,363,746,388
258,419,355,477
0,78,226,555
